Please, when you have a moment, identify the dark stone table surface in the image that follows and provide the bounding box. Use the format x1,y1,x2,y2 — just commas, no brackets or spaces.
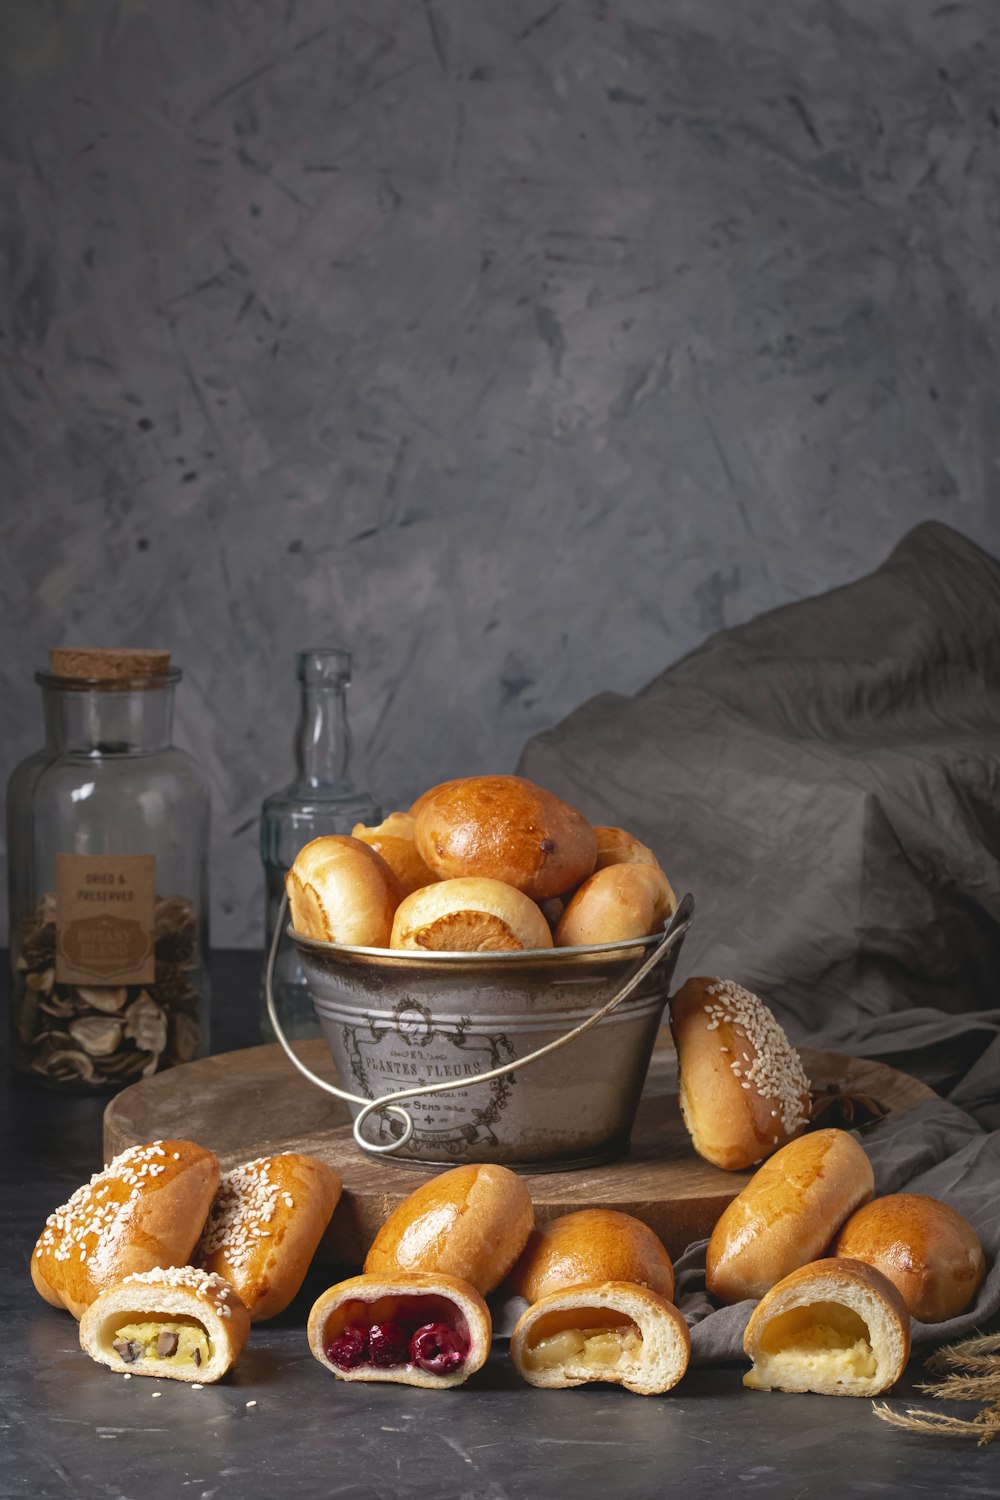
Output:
3,951,996,1499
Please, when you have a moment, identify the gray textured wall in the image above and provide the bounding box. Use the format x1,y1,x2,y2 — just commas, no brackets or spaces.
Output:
2,1,999,946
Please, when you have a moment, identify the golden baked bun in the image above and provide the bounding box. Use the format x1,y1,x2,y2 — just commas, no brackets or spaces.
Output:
390,877,553,952
706,1129,874,1305
669,976,811,1171
555,863,675,947
351,812,437,897
593,826,662,871
286,835,402,947
32,1140,220,1320
196,1153,342,1322
364,1163,534,1295
510,1281,690,1394
831,1193,986,1323
79,1267,250,1384
742,1258,911,1396
508,1210,675,1304
413,775,596,901
308,1270,491,1388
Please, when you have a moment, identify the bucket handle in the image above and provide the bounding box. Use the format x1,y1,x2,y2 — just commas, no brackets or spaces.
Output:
265,891,694,1158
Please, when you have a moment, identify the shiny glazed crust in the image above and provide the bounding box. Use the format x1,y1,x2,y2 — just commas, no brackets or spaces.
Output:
413,775,597,901
79,1267,250,1383
507,1210,675,1304
742,1257,911,1396
364,1163,535,1294
31,1141,221,1320
389,877,553,951
831,1193,986,1322
555,864,675,947
308,1271,492,1388
669,976,811,1172
286,835,403,947
351,812,437,898
196,1153,342,1322
509,1281,691,1394
706,1129,875,1304
592,826,662,871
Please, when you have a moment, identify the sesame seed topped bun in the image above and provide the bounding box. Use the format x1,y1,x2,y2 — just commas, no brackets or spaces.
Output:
196,1153,342,1322
31,1141,220,1320
669,976,810,1172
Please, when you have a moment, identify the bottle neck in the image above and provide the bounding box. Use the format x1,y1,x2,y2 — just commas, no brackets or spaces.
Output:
42,683,176,754
294,681,351,788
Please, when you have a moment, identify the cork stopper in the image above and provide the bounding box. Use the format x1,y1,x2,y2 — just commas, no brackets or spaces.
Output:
48,648,172,682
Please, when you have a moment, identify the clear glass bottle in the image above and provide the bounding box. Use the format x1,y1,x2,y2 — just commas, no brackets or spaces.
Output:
7,649,211,1091
260,648,380,1040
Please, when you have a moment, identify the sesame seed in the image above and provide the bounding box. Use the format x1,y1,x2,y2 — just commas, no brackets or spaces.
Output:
123,1374,131,1380
246,1400,257,1407
151,1391,161,1398
702,978,810,1136
196,1156,296,1280
191,1383,204,1390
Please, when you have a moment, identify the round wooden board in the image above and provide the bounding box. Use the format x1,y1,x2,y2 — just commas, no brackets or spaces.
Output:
104,1034,933,1263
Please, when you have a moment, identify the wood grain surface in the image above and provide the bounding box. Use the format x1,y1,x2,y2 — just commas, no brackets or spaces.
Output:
104,1034,933,1263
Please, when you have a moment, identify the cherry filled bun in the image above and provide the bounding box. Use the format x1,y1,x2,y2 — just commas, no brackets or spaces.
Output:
413,775,596,901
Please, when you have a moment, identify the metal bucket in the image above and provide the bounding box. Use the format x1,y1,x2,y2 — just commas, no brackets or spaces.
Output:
272,894,693,1171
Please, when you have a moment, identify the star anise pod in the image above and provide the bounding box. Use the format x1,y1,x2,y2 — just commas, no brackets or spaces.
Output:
809,1082,889,1129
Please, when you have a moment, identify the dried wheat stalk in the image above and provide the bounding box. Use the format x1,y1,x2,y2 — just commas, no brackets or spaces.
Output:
874,1330,1000,1446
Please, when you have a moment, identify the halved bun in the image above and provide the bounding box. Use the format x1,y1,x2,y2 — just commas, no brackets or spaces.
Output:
508,1210,675,1304
706,1130,875,1304
364,1163,534,1295
286,835,402,947
351,812,437,897
555,863,675,947
831,1193,986,1323
743,1258,911,1396
669,976,810,1171
389,877,553,952
413,775,596,901
32,1141,220,1320
79,1267,250,1384
196,1153,342,1322
308,1271,491,1388
510,1281,690,1394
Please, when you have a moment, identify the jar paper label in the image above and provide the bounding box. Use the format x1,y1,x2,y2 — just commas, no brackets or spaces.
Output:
55,854,156,985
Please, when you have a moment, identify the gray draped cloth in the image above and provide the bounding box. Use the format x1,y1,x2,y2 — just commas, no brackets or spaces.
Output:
514,522,1000,1360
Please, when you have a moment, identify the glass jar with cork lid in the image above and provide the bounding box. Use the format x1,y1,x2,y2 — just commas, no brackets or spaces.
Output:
7,648,211,1090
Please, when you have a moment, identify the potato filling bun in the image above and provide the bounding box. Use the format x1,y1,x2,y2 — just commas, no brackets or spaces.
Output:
669,976,810,1171
286,835,403,947
79,1267,250,1384
390,877,553,952
350,812,437,897
196,1153,342,1321
32,1140,220,1320
742,1258,910,1397
555,863,676,947
706,1129,875,1305
413,775,596,901
831,1193,986,1323
508,1210,675,1305
510,1282,691,1394
309,1271,491,1388
364,1163,534,1295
